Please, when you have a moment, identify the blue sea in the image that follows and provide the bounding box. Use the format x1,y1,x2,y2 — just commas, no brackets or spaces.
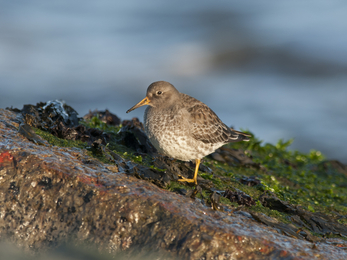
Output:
1,1,347,162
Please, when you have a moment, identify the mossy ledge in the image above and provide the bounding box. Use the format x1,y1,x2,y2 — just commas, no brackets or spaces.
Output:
37,114,347,239
1,105,347,259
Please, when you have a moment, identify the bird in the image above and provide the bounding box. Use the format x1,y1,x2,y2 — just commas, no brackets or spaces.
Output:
126,81,251,185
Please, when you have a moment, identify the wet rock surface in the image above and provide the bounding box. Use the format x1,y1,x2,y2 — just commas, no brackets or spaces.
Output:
1,107,347,259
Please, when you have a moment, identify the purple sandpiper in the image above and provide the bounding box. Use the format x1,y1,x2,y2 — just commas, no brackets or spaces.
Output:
126,81,251,185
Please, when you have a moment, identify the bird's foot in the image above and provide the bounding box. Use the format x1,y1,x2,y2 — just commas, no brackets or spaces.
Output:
178,175,197,185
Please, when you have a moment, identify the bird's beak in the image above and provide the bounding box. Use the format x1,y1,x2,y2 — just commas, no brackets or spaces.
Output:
126,97,151,113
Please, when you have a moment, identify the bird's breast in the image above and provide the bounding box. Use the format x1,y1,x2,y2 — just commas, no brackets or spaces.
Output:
143,107,219,161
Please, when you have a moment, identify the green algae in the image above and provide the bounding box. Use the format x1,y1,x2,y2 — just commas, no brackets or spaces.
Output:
81,115,122,133
33,117,347,238
34,128,89,150
217,136,346,214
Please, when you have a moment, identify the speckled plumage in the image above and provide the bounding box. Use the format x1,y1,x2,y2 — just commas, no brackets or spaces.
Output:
144,92,247,161
126,81,251,184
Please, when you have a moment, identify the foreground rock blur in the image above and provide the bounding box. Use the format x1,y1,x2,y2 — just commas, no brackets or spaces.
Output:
1,108,347,260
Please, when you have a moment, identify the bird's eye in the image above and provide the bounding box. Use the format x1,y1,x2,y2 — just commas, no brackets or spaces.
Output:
156,91,162,95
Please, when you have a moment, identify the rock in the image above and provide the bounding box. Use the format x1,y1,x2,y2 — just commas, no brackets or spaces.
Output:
1,108,347,259
258,191,347,240
84,109,121,126
223,188,256,206
239,176,261,187
210,146,257,166
321,160,347,176
259,191,297,214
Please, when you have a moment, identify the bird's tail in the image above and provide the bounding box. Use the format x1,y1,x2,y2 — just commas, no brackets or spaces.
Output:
229,129,251,142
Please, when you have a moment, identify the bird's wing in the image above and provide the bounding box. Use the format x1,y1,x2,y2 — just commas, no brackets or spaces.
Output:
183,96,250,144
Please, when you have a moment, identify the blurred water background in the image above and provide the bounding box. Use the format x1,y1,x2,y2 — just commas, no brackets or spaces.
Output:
1,1,346,162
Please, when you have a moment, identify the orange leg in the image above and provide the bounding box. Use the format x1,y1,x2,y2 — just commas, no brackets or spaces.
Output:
178,158,200,185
